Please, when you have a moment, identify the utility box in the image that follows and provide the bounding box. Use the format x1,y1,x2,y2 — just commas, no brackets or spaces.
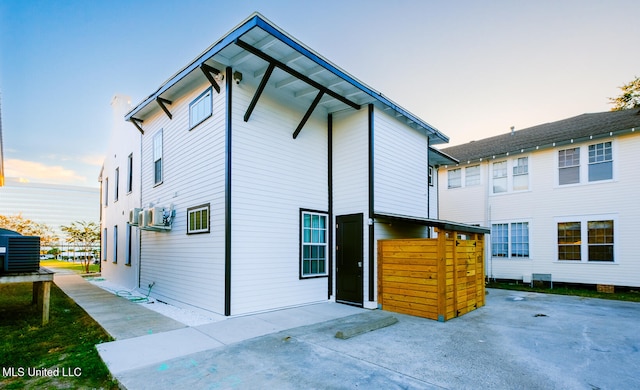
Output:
378,228,485,322
0,228,41,274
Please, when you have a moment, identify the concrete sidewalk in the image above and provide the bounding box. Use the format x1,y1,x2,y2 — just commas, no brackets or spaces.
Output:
54,273,187,339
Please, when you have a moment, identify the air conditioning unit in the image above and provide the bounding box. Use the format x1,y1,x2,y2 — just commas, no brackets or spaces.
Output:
148,207,165,227
129,208,142,226
139,209,150,228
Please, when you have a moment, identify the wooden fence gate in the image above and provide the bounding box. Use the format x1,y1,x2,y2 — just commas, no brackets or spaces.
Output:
377,228,485,321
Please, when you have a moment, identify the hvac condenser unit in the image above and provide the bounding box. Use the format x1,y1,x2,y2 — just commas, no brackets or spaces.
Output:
129,208,142,226
148,207,165,227
0,228,41,274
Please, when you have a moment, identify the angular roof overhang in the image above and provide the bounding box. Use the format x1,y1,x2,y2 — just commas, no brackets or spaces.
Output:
124,12,448,144
374,212,490,235
428,146,458,167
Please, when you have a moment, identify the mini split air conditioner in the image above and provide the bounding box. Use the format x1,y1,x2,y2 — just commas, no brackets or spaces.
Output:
148,207,165,227
129,208,142,226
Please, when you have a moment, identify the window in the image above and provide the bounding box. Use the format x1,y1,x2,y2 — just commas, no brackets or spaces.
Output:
465,165,480,186
558,219,615,262
187,204,210,234
114,167,119,202
491,224,508,257
127,154,133,193
113,225,118,263
301,211,328,277
104,178,109,206
492,161,507,193
448,168,461,188
492,222,529,258
125,224,132,266
558,222,581,261
428,166,434,187
559,147,580,185
510,222,529,258
588,142,612,181
153,130,163,185
588,220,614,262
512,157,529,191
189,88,212,129
102,228,107,261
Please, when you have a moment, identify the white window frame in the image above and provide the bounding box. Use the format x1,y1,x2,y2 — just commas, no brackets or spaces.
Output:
447,168,462,189
189,88,213,129
555,215,617,263
588,141,613,182
127,153,133,194
114,167,119,202
492,161,508,193
153,130,163,185
113,225,118,264
512,157,529,191
187,204,210,234
300,210,328,278
125,224,132,266
491,221,530,259
465,165,480,187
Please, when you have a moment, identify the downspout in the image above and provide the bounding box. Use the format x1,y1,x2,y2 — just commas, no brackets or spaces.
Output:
137,129,143,289
328,113,333,300
224,66,233,316
368,104,375,302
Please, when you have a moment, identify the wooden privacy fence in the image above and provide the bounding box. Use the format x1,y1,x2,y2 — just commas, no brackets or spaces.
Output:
378,228,485,322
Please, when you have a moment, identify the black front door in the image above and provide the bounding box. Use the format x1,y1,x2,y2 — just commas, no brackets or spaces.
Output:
336,214,363,306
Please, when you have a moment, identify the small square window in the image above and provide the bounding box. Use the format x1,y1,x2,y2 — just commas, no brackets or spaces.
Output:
189,88,213,129
187,204,210,234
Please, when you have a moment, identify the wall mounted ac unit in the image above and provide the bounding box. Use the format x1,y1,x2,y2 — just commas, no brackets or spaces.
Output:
139,209,150,228
129,208,142,226
148,207,165,227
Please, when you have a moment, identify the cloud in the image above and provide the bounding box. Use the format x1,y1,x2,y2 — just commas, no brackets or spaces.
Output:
4,159,88,185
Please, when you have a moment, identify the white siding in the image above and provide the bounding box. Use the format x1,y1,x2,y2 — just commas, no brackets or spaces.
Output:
332,108,369,299
100,95,140,289
139,82,226,314
374,109,429,217
230,82,329,315
439,133,640,287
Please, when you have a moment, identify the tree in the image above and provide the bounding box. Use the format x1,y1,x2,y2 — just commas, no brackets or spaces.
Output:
609,76,640,111
0,213,57,248
61,221,100,274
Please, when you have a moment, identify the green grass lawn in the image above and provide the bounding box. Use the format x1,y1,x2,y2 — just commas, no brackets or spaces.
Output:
487,280,640,302
0,283,118,389
40,259,101,274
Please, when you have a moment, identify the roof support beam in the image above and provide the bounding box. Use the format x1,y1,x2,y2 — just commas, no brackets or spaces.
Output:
293,90,324,139
244,63,275,122
235,39,360,111
156,97,173,119
200,63,222,93
130,117,144,134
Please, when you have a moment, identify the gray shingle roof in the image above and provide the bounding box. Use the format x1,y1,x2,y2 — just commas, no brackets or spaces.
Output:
439,108,640,163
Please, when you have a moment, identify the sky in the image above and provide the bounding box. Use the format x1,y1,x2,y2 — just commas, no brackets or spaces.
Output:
1,0,638,188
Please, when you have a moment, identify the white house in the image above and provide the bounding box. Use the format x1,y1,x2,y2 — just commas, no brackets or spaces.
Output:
438,108,640,288
99,94,141,288
100,13,482,317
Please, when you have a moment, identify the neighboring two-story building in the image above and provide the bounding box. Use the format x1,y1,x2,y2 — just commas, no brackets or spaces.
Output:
99,13,472,317
438,108,640,288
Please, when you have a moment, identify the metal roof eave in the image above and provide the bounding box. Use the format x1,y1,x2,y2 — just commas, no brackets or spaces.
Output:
429,147,459,166
374,212,490,235
124,13,449,144
125,13,264,122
